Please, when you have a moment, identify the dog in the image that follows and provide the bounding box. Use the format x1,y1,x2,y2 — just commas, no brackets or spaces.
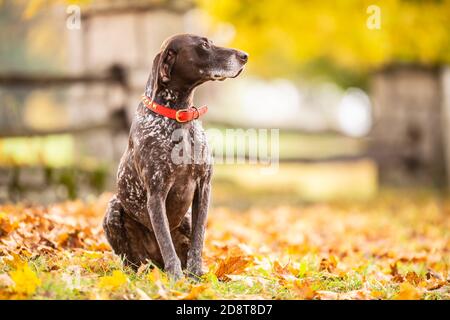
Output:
103,34,248,280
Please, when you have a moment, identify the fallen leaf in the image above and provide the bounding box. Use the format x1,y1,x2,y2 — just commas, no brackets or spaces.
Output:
272,261,298,285
215,255,252,281
394,282,422,300
147,268,168,299
9,263,41,295
405,271,422,286
319,255,338,273
293,280,316,299
98,270,127,290
181,284,209,300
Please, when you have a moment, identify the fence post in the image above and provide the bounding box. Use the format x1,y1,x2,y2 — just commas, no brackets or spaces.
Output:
369,65,446,187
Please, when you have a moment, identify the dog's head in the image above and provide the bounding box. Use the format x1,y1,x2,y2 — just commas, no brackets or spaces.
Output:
150,34,248,91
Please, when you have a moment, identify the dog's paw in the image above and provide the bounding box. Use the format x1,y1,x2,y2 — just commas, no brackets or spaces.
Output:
185,268,206,282
166,264,184,281
186,262,206,281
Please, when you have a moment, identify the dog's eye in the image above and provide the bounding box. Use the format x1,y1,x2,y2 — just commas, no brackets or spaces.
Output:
201,42,210,49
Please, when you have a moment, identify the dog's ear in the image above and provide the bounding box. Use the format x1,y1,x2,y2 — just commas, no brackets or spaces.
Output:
159,48,176,84
146,52,162,97
146,48,177,98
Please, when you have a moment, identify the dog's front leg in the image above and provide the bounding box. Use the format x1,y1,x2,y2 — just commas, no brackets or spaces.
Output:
147,196,183,280
186,177,211,278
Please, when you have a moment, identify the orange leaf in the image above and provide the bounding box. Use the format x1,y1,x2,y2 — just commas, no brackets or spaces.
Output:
319,255,338,273
214,255,252,281
405,271,422,286
394,282,422,300
181,284,209,300
293,280,316,299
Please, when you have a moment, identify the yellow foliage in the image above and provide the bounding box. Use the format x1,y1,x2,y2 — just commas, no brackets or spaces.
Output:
9,264,42,296
198,0,450,75
0,192,449,299
22,0,92,19
22,0,47,19
98,270,127,290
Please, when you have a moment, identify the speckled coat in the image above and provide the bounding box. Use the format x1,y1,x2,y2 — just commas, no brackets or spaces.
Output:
102,34,248,280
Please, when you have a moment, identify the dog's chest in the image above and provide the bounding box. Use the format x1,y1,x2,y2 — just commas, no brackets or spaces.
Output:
133,113,211,181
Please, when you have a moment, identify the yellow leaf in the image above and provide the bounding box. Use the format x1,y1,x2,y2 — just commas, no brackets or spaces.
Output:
147,268,168,299
9,264,41,295
98,270,127,290
147,267,167,284
370,290,385,299
82,250,103,259
181,284,209,300
394,282,422,300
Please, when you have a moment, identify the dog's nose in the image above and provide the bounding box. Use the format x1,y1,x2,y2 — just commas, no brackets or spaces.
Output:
236,50,249,63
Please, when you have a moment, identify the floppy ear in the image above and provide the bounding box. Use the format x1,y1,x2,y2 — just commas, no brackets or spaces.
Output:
145,48,176,98
145,52,162,97
159,48,176,84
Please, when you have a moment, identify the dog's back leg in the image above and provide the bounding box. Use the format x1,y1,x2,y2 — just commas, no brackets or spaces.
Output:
103,195,163,269
103,195,130,258
104,196,192,270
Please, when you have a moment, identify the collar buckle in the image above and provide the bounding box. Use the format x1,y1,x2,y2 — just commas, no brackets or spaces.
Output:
175,109,189,123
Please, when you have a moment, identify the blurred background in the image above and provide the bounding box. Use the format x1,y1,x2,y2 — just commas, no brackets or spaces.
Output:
0,0,450,206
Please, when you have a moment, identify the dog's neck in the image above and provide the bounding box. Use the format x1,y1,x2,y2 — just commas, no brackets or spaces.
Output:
144,83,196,111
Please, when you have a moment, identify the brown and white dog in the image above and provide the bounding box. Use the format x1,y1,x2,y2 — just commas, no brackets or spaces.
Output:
103,34,248,280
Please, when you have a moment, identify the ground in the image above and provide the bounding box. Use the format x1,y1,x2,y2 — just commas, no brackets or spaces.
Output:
0,190,449,300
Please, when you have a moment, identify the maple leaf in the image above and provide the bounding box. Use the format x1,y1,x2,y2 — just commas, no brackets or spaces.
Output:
0,211,18,236
394,282,422,300
390,262,405,282
9,263,41,296
293,280,316,299
319,255,338,273
272,261,298,286
405,271,422,286
214,255,253,281
98,270,127,290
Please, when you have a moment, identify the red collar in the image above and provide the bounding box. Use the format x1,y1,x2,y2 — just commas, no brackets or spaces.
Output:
141,95,208,123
